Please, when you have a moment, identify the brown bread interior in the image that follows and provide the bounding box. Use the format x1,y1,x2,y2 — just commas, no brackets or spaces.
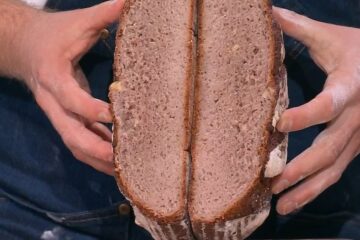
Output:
110,0,194,222
110,0,284,239
190,0,276,222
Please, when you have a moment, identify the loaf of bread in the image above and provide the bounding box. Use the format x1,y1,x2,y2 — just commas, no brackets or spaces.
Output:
109,0,288,239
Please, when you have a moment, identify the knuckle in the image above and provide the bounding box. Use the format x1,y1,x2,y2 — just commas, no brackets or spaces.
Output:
310,144,335,167
312,130,327,146
61,132,77,150
27,76,40,93
327,86,347,116
34,92,45,107
50,77,73,99
322,139,342,160
94,143,112,161
327,96,336,117
92,145,108,160
72,150,84,161
33,68,54,89
34,64,49,80
329,171,342,185
318,92,336,120
282,164,302,184
51,79,64,95
328,144,341,159
283,167,298,181
33,90,51,112
62,91,92,116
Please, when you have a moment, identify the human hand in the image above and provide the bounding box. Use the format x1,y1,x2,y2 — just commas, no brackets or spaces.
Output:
15,0,125,175
272,7,360,215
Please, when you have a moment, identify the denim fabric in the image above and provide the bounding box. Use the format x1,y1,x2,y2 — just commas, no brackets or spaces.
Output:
250,0,360,239
274,0,360,213
0,53,155,239
1,0,360,239
0,194,152,240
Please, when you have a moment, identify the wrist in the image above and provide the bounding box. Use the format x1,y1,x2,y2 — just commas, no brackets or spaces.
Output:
0,1,42,82
16,9,45,86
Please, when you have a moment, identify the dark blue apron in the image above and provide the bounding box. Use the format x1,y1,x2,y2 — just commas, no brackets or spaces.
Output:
0,0,151,239
0,0,359,239
254,1,360,239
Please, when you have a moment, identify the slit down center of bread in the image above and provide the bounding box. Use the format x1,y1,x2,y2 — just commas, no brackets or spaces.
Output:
109,0,288,239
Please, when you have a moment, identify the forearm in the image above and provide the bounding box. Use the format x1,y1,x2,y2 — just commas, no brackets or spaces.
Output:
0,0,40,80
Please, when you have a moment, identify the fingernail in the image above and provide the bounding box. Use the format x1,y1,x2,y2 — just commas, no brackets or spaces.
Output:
99,111,113,122
109,0,121,5
272,179,290,194
275,7,297,20
277,119,292,132
279,201,297,215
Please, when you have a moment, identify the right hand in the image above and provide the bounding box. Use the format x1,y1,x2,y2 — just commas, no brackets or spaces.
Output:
272,7,360,215
15,0,125,175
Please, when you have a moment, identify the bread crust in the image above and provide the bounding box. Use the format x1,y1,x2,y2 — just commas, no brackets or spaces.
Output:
192,206,271,239
110,0,288,239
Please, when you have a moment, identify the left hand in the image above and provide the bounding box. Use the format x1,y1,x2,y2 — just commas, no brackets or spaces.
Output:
11,0,125,175
271,7,360,215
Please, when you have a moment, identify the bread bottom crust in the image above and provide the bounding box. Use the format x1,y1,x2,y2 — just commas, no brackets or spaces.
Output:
192,206,270,240
133,206,194,240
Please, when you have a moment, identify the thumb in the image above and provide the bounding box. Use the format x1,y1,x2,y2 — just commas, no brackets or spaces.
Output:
84,0,125,30
272,7,327,48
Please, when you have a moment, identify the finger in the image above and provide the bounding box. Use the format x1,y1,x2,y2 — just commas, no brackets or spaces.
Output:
35,88,114,163
272,124,353,194
46,75,112,123
72,150,114,176
74,65,91,94
272,7,327,48
84,0,125,30
273,107,357,194
277,84,346,132
276,129,360,215
88,122,112,142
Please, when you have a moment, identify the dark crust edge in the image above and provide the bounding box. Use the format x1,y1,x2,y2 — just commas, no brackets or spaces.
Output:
190,0,286,225
109,0,195,225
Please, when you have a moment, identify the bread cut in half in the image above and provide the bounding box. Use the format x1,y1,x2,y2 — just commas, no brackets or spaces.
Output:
109,0,195,239
189,0,288,239
110,0,288,239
